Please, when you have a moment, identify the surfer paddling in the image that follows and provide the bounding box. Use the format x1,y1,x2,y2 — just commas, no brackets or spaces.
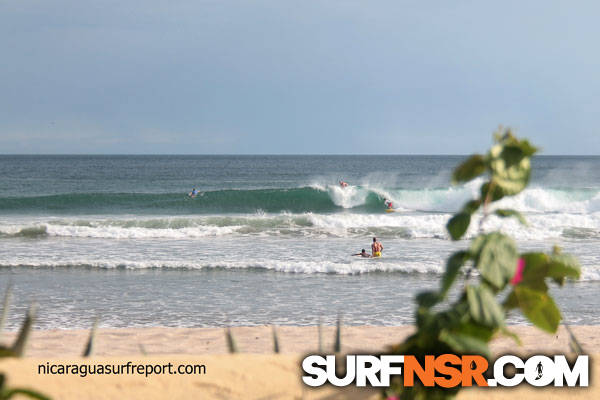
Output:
188,188,199,198
371,237,383,257
352,249,372,258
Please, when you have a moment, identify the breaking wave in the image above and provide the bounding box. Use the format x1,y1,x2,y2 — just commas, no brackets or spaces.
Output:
0,182,598,215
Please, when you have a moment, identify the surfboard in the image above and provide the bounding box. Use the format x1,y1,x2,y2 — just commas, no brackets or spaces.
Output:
385,208,396,213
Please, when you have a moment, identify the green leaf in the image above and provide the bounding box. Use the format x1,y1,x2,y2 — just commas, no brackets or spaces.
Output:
440,251,469,296
519,252,550,291
494,130,538,157
480,181,505,202
500,145,526,167
520,252,549,274
416,291,441,308
516,139,538,157
415,307,436,330
439,329,490,358
473,233,518,289
517,252,581,289
432,300,470,331
503,289,519,310
489,149,532,196
453,321,495,343
494,209,527,225
514,286,562,333
547,254,581,281
447,213,471,240
452,154,487,184
468,235,486,256
466,285,505,328
462,199,482,214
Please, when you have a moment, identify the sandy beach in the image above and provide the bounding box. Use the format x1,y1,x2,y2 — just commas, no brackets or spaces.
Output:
1,325,598,399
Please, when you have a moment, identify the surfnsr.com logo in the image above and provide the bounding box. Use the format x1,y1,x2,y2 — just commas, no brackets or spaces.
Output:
302,354,589,388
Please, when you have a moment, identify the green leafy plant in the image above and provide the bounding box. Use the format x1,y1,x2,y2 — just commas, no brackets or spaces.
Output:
385,129,581,399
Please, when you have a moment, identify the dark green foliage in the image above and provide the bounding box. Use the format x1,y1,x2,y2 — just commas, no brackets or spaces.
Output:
511,286,561,333
452,154,486,184
386,129,580,399
440,251,469,297
466,285,504,327
471,232,518,289
494,209,527,225
446,213,470,240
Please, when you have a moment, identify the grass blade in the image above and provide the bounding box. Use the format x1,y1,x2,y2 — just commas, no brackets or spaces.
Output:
226,328,238,353
0,284,13,339
272,326,280,353
138,343,147,356
82,317,99,357
11,303,36,357
564,323,585,355
318,316,323,353
334,314,342,353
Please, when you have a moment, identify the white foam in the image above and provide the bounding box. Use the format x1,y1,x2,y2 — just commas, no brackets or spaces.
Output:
2,257,597,280
1,208,600,241
0,258,443,275
311,179,600,215
311,184,370,209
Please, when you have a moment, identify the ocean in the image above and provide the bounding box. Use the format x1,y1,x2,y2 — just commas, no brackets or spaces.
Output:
1,155,599,329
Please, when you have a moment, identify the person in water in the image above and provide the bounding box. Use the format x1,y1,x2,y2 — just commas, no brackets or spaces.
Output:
339,180,348,188
352,249,371,258
384,198,393,209
189,188,199,198
371,237,383,257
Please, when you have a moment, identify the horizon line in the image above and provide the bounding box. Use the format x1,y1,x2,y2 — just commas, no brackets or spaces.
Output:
0,153,599,157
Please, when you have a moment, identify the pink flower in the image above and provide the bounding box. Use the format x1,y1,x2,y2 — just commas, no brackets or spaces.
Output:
510,258,525,285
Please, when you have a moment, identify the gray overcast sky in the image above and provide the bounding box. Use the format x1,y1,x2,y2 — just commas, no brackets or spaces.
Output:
1,0,599,154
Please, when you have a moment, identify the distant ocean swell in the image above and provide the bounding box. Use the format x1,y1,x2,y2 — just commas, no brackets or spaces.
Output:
0,182,599,215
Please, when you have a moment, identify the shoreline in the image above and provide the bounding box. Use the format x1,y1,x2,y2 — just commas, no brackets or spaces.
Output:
2,325,598,357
